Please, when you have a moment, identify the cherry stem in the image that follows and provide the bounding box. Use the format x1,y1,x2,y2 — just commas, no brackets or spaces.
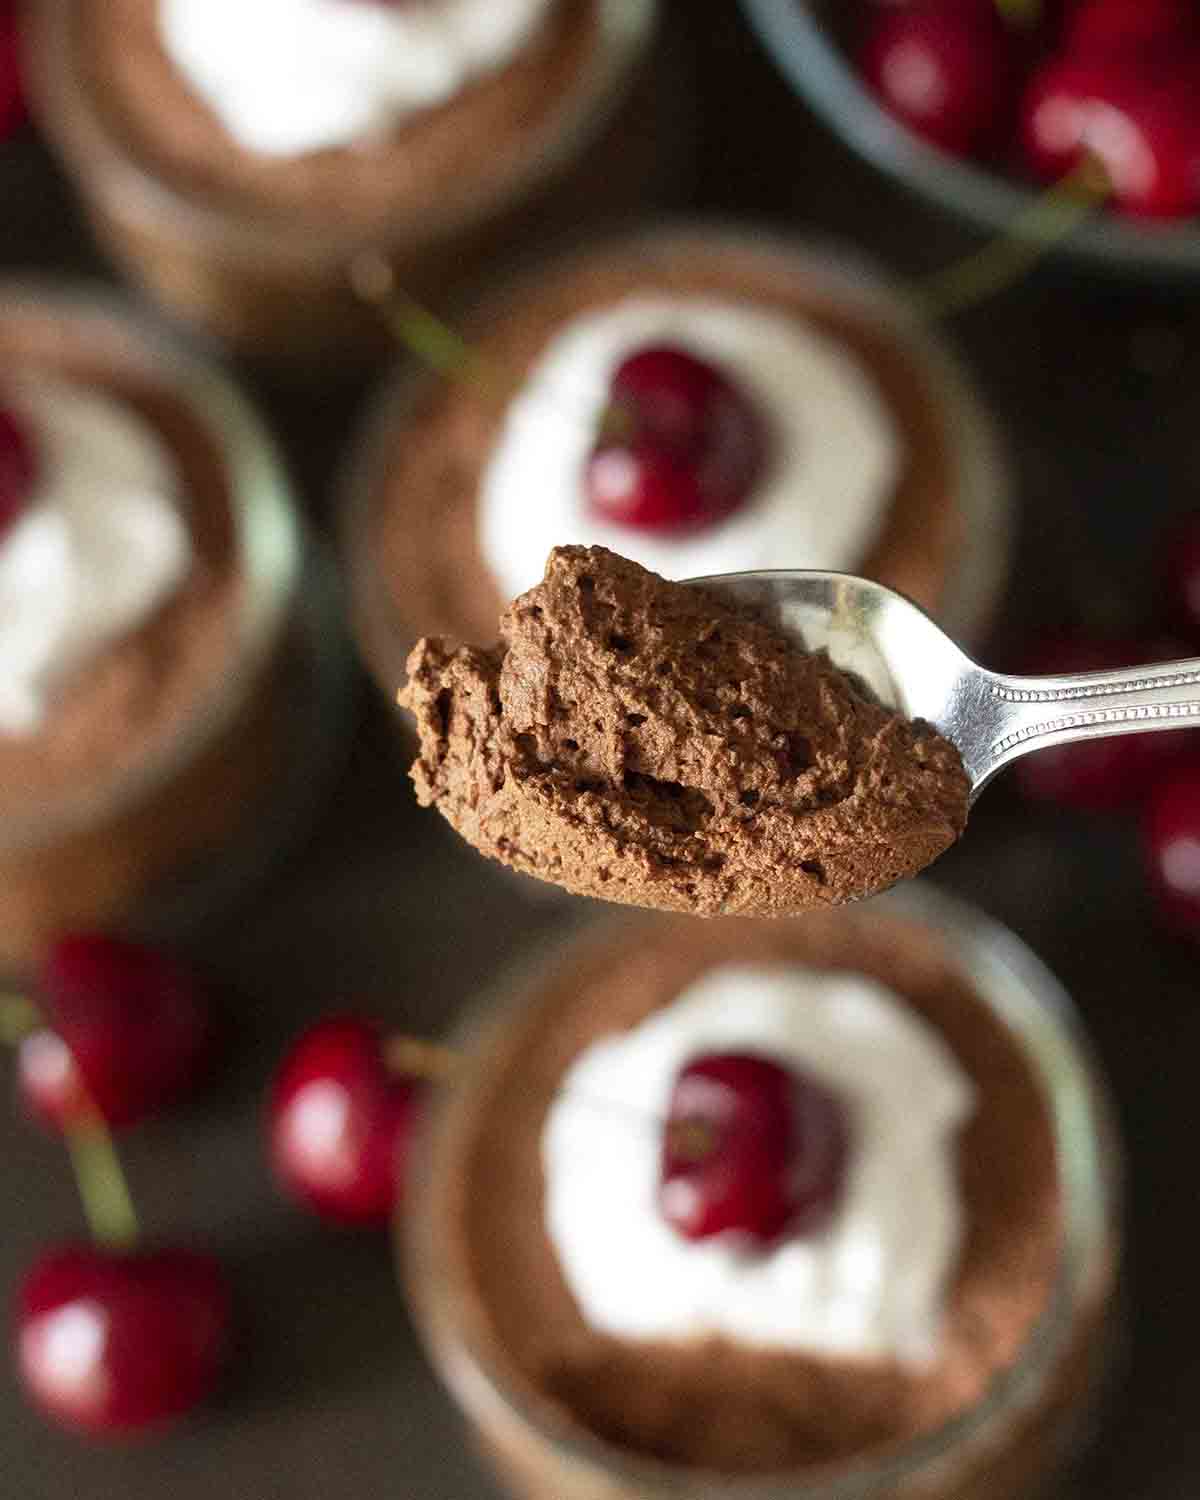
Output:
64,1111,140,1253
0,992,39,1046
349,252,482,382
384,1034,462,1082
994,0,1040,28
0,992,140,1251
918,156,1111,319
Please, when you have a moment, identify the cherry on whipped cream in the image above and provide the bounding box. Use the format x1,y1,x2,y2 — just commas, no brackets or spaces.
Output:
860,0,1019,160
0,403,37,539
17,936,215,1133
268,1016,422,1227
1021,55,1200,219
659,1051,849,1245
15,1244,231,1438
585,345,768,536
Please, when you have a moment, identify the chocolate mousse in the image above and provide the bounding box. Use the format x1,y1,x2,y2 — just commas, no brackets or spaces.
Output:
402,546,970,914
408,901,1118,1491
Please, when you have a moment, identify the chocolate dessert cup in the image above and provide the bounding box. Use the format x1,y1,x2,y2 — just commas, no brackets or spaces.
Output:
343,225,1012,730
0,283,349,979
27,0,666,363
404,885,1120,1500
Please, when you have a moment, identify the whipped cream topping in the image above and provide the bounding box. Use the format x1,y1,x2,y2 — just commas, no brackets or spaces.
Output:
159,0,553,157
478,297,902,601
0,378,191,736
542,964,975,1367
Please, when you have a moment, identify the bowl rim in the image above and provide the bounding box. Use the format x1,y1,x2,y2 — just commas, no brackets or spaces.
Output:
739,0,1200,280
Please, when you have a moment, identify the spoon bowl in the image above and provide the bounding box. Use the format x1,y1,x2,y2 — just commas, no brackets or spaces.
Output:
697,569,1200,803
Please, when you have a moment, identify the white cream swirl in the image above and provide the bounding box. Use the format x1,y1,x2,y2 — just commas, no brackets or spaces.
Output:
0,378,191,736
478,297,902,602
159,0,553,157
542,964,975,1368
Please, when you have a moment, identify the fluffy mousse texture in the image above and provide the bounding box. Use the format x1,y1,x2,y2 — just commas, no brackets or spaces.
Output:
401,546,969,914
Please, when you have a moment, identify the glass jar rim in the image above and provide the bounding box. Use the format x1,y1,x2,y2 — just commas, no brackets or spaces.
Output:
0,280,301,853
402,882,1119,1499
26,0,658,269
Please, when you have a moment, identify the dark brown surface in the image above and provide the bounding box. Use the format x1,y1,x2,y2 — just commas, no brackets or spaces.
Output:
0,4,1195,1496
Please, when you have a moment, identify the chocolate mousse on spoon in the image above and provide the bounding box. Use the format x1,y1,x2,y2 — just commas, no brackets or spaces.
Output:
403,538,1200,915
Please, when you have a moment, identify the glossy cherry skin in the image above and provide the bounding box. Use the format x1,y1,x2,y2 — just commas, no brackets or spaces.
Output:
585,345,768,535
0,404,36,540
17,936,215,1133
268,1016,421,1227
1063,0,1200,56
1021,55,1200,218
14,1244,232,1438
860,0,1020,159
1144,762,1200,934
0,2,26,142
659,1052,849,1245
1013,634,1200,811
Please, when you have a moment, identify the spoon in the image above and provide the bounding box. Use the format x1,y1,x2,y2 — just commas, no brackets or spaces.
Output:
698,569,1200,803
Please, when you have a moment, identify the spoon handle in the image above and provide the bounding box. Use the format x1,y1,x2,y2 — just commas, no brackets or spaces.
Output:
973,659,1200,791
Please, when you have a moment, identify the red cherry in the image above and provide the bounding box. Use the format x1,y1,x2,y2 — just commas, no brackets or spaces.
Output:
1013,634,1199,811
860,0,1020,159
268,1016,422,1227
14,1244,232,1438
0,2,27,142
585,345,768,536
17,936,214,1133
1063,0,1199,56
1159,511,1200,647
1021,55,1200,219
1144,761,1200,933
659,1052,849,1245
0,404,37,540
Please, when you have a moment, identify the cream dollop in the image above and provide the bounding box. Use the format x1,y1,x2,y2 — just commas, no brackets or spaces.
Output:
542,964,975,1367
0,378,191,736
159,0,552,157
478,297,902,601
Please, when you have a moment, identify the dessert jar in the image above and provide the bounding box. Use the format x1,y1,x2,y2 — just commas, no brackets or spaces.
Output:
26,0,667,364
341,223,1012,727
0,282,349,979
403,884,1121,1500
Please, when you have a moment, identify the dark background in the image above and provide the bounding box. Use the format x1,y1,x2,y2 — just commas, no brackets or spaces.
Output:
3,4,1199,1496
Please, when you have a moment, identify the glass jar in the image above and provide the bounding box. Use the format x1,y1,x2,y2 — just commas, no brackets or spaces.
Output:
26,0,667,363
0,282,350,979
341,223,1012,726
403,883,1121,1500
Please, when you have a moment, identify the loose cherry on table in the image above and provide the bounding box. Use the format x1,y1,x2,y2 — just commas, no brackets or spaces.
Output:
1014,633,1200,812
1144,760,1200,934
0,404,36,540
15,1244,232,1439
659,1051,849,1245
16,935,215,1132
860,0,1021,160
268,1016,423,1227
585,345,768,536
1021,54,1200,219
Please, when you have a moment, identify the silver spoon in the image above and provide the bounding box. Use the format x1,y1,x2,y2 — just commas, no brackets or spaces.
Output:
698,569,1200,804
